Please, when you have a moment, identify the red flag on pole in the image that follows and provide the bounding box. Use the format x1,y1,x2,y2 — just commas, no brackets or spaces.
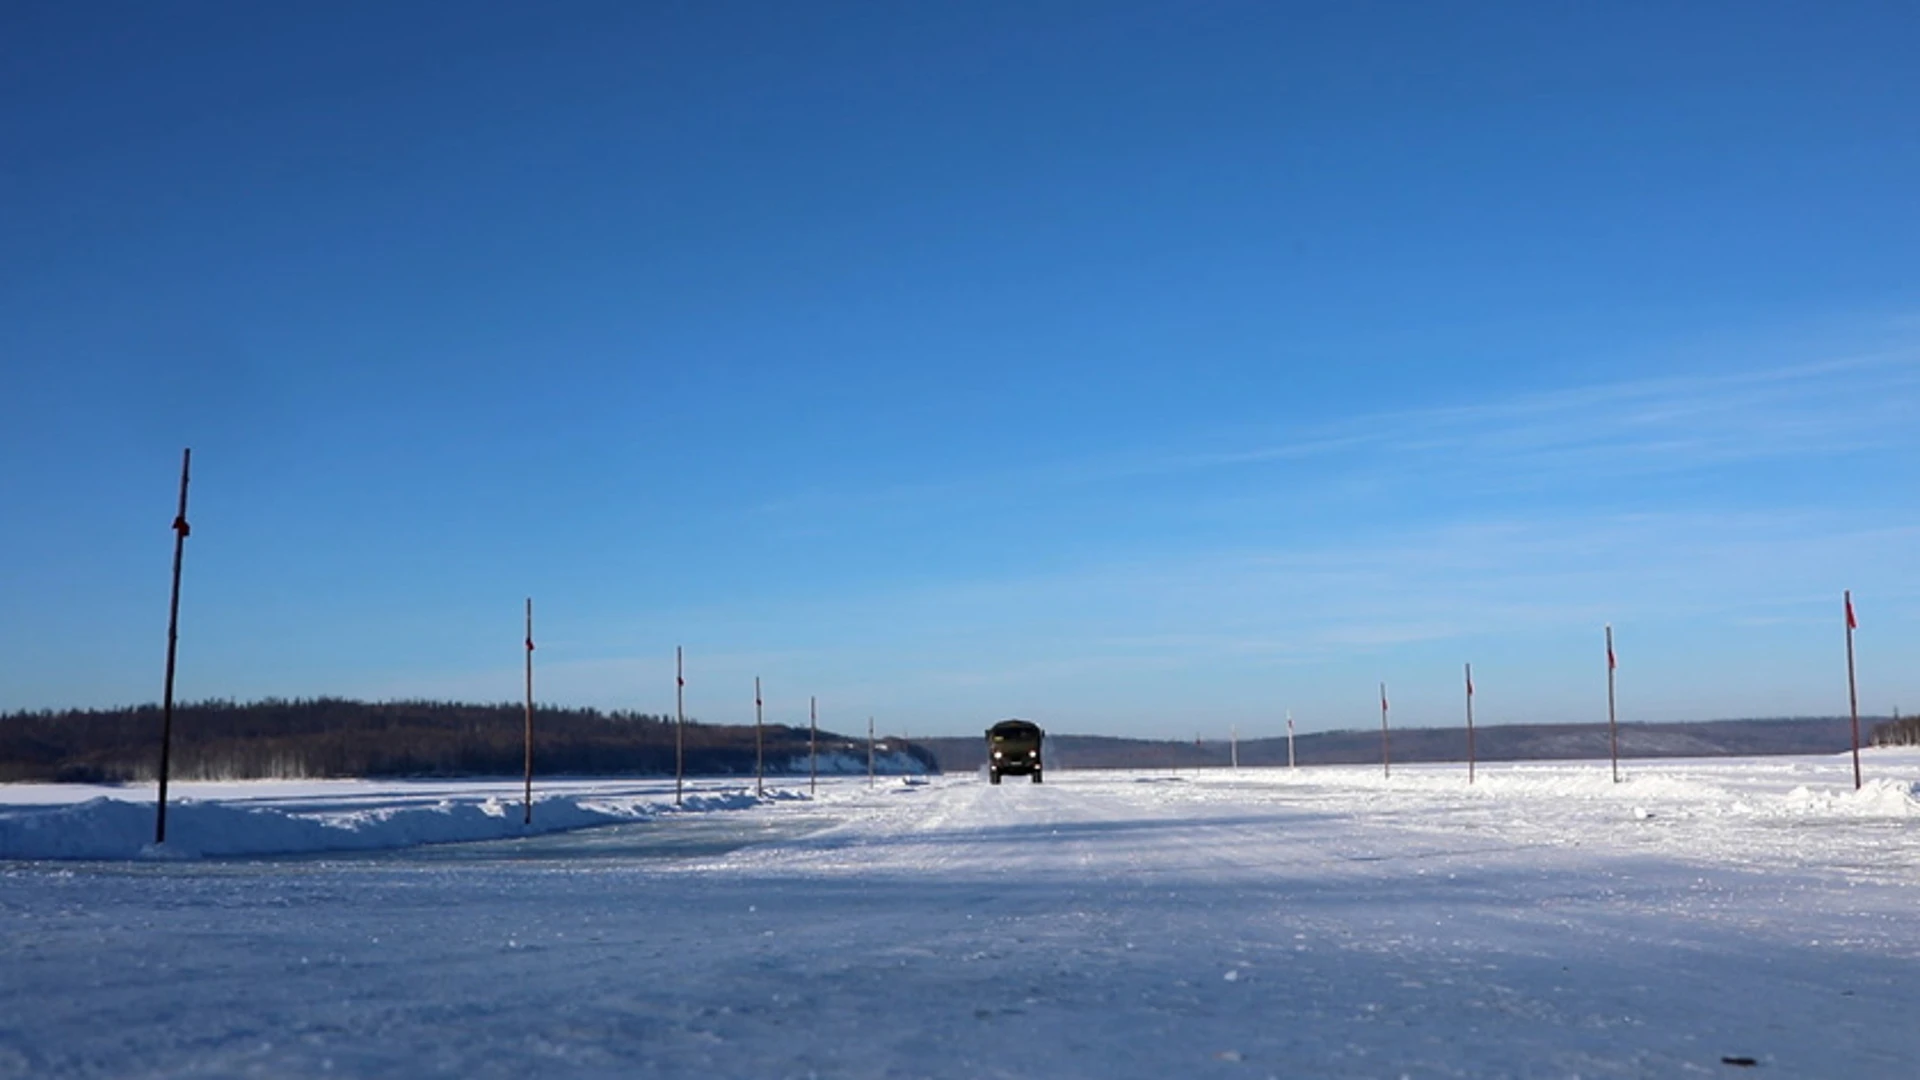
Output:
1379,682,1392,779
1466,670,1474,696
1607,639,1616,670
1844,590,1861,790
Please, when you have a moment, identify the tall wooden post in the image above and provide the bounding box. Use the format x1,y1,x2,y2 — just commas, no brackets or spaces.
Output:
523,598,534,825
809,695,818,796
1465,662,1476,785
1379,683,1391,779
754,676,765,798
1230,725,1238,770
675,646,685,807
1606,624,1620,783
154,448,192,846
1845,591,1861,790
1286,708,1295,769
867,716,876,787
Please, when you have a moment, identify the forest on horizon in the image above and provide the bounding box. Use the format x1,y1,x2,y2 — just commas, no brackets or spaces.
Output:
0,697,929,783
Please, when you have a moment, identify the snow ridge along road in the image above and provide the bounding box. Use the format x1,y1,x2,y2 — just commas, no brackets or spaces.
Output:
2,752,1917,1078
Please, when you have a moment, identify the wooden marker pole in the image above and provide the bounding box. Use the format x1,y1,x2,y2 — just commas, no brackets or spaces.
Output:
1845,591,1861,790
1379,683,1391,779
675,646,685,807
1230,725,1238,770
809,695,818,796
1465,662,1476,785
154,448,192,846
1606,625,1619,784
523,598,534,825
867,716,876,787
1286,709,1295,769
754,676,765,798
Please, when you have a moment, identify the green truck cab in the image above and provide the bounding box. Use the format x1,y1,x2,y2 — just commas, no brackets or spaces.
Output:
987,719,1044,784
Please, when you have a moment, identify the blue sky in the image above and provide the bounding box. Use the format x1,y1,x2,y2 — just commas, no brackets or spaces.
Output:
3,1,1916,737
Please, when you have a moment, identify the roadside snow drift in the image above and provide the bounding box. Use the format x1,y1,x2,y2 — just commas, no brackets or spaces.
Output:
0,779,779,859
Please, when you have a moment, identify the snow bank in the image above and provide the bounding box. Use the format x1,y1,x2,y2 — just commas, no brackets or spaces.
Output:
0,784,775,861
1780,777,1920,817
1148,749,1920,828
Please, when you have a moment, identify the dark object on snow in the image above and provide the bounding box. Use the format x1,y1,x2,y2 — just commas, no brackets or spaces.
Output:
1721,1055,1759,1067
987,719,1043,785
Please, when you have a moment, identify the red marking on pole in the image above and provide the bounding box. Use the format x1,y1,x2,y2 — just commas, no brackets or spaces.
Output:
1379,682,1391,779
1605,624,1620,784
1845,590,1861,790
1465,662,1477,786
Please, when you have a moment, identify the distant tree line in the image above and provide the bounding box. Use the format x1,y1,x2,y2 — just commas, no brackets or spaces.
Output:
1871,712,1919,747
0,697,935,783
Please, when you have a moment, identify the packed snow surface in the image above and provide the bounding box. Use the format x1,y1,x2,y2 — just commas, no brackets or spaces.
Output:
3,751,1918,1077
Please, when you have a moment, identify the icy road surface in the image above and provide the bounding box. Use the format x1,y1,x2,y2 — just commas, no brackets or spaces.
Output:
4,754,1919,1078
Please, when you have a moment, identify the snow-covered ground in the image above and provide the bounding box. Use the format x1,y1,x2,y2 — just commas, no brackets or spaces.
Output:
3,751,1918,1077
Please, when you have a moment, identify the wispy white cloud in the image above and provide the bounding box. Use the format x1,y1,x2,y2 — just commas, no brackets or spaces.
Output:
756,344,1920,523
1158,348,1920,492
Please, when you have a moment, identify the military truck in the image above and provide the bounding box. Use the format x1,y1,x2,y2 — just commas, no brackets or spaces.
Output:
986,719,1044,784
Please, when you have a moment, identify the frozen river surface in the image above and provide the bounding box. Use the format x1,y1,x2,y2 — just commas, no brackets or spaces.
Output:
4,753,1919,1078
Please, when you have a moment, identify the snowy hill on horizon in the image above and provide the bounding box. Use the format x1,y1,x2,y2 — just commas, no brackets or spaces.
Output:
919,715,1872,772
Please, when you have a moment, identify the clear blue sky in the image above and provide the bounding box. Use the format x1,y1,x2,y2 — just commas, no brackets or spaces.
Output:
3,1,1916,738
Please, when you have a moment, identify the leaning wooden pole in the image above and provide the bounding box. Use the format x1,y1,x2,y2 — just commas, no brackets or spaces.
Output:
1465,662,1476,785
1379,682,1391,779
1845,590,1861,791
809,695,818,796
754,676,765,798
675,646,685,807
523,598,534,825
154,448,192,846
1606,624,1620,784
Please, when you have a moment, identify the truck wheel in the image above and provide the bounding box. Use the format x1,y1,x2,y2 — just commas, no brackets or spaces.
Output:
1032,770,1043,784
990,770,1001,785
